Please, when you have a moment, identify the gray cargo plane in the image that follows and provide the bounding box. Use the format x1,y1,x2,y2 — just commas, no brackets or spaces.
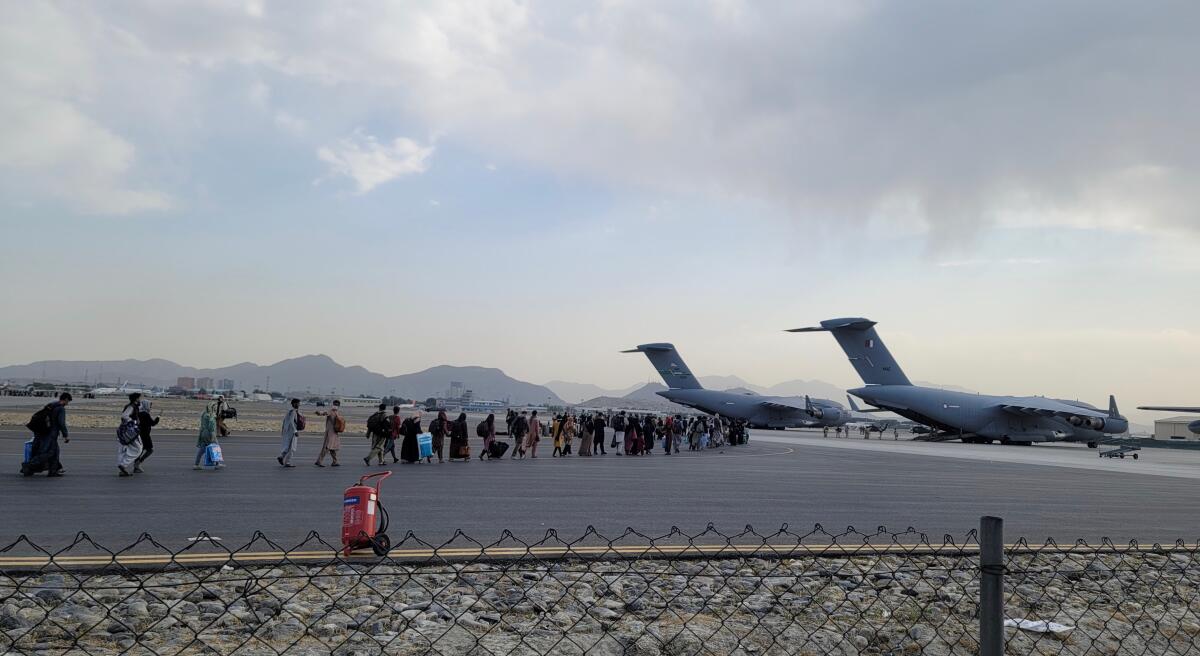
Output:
790,318,1129,446
1137,405,1200,435
623,343,849,428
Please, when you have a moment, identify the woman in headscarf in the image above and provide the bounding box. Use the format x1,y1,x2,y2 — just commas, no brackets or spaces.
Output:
524,410,542,458
449,412,470,461
551,415,564,457
561,415,576,456
132,399,160,472
194,400,222,470
479,413,497,460
624,414,639,455
400,412,422,464
430,409,450,463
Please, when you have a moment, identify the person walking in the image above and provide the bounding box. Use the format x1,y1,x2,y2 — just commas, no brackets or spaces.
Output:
578,415,593,456
132,398,160,473
623,415,638,455
430,410,449,463
215,395,230,438
117,393,145,477
551,415,564,457
561,415,575,456
525,410,542,458
194,400,223,470
479,413,497,460
595,413,609,455
314,400,345,467
22,392,71,477
611,412,626,454
449,412,470,461
511,411,529,458
400,412,422,464
387,405,403,463
278,399,303,467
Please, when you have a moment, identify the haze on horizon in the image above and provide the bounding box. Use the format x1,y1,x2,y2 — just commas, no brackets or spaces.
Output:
1,1,1198,424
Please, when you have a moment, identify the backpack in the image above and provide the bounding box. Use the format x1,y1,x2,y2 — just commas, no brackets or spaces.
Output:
367,411,388,436
333,414,346,434
514,416,528,436
117,419,140,446
476,421,488,438
25,404,55,436
613,416,626,431
295,413,307,431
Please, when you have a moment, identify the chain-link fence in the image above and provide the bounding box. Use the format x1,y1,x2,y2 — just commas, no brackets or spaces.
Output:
1,518,1197,655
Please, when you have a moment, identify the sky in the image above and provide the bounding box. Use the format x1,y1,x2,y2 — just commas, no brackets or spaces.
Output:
1,1,1198,422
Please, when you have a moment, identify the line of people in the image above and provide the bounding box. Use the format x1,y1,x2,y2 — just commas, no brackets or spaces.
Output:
17,394,748,477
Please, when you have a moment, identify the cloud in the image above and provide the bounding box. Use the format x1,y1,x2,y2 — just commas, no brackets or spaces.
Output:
7,1,1200,234
0,1,171,214
316,132,433,193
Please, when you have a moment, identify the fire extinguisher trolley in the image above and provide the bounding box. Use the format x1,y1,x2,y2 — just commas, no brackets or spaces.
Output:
341,471,393,556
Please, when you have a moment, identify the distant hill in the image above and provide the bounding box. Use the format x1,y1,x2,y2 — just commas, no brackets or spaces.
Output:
543,380,642,404
0,356,564,406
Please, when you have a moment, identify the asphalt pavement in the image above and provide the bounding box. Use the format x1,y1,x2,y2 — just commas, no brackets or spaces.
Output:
2,427,1198,553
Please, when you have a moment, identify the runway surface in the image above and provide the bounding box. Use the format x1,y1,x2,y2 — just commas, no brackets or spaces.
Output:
2,428,1197,554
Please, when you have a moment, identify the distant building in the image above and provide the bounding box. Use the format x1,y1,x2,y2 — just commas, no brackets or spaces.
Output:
218,378,236,391
1153,417,1200,442
177,377,195,390
196,377,214,390
449,381,465,399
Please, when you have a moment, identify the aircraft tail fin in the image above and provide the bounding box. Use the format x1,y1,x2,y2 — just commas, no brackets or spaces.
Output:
1109,395,1121,419
621,343,703,390
846,394,863,413
788,318,912,386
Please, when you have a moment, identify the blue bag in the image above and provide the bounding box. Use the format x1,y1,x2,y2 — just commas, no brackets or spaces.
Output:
23,439,34,465
204,444,224,467
417,432,433,459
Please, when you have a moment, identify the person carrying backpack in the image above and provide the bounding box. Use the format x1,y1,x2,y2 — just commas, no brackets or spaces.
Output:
511,411,529,458
21,392,71,477
115,393,145,477
611,412,626,454
363,403,390,466
314,400,345,467
429,410,450,463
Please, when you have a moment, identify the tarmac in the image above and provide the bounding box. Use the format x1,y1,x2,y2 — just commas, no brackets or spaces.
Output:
2,427,1198,555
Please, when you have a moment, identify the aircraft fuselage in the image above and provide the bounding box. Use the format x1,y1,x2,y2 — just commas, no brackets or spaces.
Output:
657,389,847,429
850,385,1128,443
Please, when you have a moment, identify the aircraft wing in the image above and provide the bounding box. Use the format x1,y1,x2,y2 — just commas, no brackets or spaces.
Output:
757,400,806,412
1138,406,1200,413
996,398,1106,419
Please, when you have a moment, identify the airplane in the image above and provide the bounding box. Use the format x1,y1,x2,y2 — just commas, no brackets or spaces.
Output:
789,318,1128,447
622,343,849,428
89,381,151,397
1136,405,1200,435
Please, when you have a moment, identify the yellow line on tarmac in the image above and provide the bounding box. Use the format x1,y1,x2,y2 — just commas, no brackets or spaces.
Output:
1,542,1194,569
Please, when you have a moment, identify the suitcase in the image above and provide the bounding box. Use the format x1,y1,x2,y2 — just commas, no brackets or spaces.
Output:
487,441,510,459
204,444,224,467
417,433,434,459
23,439,34,465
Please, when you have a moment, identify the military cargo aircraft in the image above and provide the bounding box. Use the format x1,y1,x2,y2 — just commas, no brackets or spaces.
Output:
623,343,849,429
790,318,1128,446
1137,405,1200,435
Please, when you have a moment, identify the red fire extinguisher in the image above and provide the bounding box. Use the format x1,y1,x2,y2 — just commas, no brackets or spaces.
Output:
341,471,392,556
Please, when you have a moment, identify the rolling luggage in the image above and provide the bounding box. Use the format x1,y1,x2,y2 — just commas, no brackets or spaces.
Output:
487,441,510,459
417,433,434,459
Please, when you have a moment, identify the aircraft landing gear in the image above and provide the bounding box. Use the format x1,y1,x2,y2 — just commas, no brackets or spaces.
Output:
1087,442,1098,449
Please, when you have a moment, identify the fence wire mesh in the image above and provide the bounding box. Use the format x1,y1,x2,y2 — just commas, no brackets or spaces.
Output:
0,525,1196,655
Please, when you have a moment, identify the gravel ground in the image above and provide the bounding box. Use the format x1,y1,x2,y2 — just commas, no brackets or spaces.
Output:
2,551,1197,655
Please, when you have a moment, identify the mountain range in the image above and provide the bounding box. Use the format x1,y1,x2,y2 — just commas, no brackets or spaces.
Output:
0,356,565,406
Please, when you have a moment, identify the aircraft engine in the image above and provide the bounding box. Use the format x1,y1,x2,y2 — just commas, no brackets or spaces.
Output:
1068,415,1084,426
1189,420,1200,435
1085,417,1105,430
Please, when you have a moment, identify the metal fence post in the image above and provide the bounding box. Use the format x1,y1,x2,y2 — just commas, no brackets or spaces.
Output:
979,515,1004,656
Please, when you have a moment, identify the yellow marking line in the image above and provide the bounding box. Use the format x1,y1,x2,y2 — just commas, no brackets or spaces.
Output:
1,542,1194,568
